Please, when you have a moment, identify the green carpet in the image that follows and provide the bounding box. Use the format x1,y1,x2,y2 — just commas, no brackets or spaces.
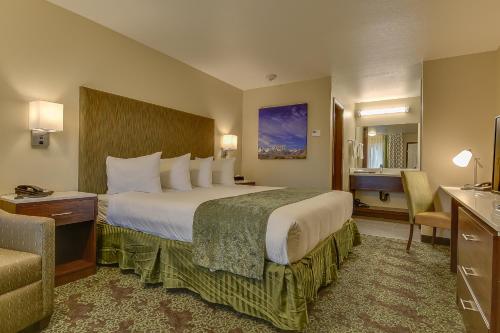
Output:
43,234,464,332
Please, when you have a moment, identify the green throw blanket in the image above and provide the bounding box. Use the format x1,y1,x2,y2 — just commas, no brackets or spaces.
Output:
192,188,328,279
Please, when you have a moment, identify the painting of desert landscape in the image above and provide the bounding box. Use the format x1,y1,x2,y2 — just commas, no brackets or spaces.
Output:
258,103,308,159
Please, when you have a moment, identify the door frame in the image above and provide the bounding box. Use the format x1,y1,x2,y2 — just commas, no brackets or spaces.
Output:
331,99,344,190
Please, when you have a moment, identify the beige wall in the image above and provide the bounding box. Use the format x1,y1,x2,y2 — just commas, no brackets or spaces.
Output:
422,50,498,192
241,77,332,188
0,0,243,194
422,49,499,239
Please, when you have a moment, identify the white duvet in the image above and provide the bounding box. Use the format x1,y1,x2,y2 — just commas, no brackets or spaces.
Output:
99,185,353,265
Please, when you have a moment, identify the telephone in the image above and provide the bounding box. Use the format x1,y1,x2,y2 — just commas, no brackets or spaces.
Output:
14,185,53,199
462,182,492,191
473,182,492,191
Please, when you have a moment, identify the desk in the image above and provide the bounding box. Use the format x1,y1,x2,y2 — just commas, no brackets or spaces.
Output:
442,187,500,272
441,186,500,332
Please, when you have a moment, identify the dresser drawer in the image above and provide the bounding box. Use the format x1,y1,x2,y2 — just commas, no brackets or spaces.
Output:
16,198,96,226
457,266,489,333
458,207,494,322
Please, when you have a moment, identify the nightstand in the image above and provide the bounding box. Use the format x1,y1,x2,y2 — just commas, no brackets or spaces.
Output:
0,191,97,286
235,180,256,186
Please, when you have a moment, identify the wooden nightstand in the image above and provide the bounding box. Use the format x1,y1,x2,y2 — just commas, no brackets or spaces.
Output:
0,191,97,286
235,180,256,186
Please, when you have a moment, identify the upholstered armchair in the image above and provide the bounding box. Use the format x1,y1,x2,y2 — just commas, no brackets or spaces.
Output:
401,171,451,252
0,209,55,333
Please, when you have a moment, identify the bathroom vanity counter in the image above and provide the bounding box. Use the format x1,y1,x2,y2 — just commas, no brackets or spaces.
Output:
350,172,408,221
349,174,404,192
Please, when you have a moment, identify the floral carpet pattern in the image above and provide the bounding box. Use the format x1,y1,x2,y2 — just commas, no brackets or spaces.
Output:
43,235,464,333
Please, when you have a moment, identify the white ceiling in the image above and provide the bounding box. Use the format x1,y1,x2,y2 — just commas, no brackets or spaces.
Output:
47,0,500,103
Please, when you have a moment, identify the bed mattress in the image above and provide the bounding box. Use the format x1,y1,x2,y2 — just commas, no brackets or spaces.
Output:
98,185,352,265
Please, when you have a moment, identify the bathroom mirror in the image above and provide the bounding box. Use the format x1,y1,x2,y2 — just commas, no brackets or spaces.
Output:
354,123,420,169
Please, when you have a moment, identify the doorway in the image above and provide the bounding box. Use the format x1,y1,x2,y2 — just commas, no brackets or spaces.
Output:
331,99,344,190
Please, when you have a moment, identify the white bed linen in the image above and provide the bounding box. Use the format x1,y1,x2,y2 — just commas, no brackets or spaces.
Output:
99,185,352,265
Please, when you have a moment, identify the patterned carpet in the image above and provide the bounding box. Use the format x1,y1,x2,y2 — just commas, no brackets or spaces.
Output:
43,235,464,333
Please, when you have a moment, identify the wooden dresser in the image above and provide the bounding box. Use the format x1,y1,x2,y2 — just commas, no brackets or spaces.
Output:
0,191,97,286
442,187,500,333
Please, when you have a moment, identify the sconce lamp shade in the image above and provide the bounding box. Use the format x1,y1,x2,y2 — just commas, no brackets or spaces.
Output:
221,134,238,150
452,149,473,167
29,101,64,132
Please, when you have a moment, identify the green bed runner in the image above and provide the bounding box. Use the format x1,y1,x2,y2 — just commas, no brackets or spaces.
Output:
193,188,328,279
97,219,360,331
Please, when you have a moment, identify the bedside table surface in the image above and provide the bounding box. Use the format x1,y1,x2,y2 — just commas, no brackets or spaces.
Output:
0,191,97,204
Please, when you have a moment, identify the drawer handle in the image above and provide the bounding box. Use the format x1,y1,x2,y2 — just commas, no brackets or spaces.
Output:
460,298,478,312
462,266,478,277
51,211,73,217
461,233,478,241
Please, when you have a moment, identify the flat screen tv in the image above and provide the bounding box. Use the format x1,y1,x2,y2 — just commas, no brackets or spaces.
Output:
493,116,500,193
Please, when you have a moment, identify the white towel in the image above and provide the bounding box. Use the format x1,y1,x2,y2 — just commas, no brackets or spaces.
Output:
356,142,364,160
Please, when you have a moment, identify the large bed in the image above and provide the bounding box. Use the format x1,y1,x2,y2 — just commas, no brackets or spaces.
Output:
99,185,353,265
79,87,360,330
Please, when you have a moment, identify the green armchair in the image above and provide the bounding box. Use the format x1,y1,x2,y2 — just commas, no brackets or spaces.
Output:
0,209,55,333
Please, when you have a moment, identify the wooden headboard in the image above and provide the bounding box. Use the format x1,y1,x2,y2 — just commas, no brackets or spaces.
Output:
78,87,214,194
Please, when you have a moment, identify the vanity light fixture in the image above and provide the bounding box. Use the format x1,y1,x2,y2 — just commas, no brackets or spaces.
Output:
29,101,64,148
221,134,237,158
357,106,409,117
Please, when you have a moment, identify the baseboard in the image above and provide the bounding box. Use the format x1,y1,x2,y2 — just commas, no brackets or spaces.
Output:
420,234,450,246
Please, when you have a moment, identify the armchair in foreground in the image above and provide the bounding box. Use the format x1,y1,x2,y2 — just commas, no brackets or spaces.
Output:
0,209,55,333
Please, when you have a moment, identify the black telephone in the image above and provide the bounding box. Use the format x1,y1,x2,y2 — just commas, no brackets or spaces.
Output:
15,185,53,199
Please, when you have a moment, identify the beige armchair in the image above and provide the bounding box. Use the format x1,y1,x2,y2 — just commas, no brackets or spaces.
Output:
0,209,55,333
401,171,451,253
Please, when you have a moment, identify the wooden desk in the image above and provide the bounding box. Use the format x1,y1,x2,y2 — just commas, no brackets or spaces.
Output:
442,186,500,332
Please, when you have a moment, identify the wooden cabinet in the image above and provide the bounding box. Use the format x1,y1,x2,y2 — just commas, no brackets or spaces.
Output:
0,193,97,286
457,206,500,332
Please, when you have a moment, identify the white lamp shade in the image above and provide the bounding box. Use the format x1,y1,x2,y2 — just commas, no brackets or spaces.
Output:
221,134,238,150
452,149,472,167
367,129,377,137
29,101,64,132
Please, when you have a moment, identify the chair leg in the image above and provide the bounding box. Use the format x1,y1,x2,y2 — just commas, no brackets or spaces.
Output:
406,224,414,253
432,227,437,247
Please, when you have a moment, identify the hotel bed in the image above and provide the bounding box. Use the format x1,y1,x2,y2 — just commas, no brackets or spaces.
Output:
79,87,360,330
98,184,353,265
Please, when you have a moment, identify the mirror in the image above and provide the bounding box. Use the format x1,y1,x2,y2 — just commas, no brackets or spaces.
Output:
354,123,419,169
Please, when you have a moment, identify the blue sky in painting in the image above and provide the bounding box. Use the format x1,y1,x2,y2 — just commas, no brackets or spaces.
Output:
258,103,307,149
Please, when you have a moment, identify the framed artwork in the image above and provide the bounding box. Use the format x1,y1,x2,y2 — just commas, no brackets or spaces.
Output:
258,103,308,159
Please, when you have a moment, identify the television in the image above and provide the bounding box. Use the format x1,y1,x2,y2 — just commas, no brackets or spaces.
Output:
493,116,500,193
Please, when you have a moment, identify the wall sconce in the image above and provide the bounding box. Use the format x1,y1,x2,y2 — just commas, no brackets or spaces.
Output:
221,134,237,158
29,101,64,148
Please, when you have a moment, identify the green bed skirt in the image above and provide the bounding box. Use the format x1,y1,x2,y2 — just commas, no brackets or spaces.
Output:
97,219,360,331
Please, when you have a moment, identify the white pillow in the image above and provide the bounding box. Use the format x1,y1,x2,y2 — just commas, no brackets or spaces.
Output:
160,153,192,191
212,158,235,185
190,157,213,188
106,152,162,194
